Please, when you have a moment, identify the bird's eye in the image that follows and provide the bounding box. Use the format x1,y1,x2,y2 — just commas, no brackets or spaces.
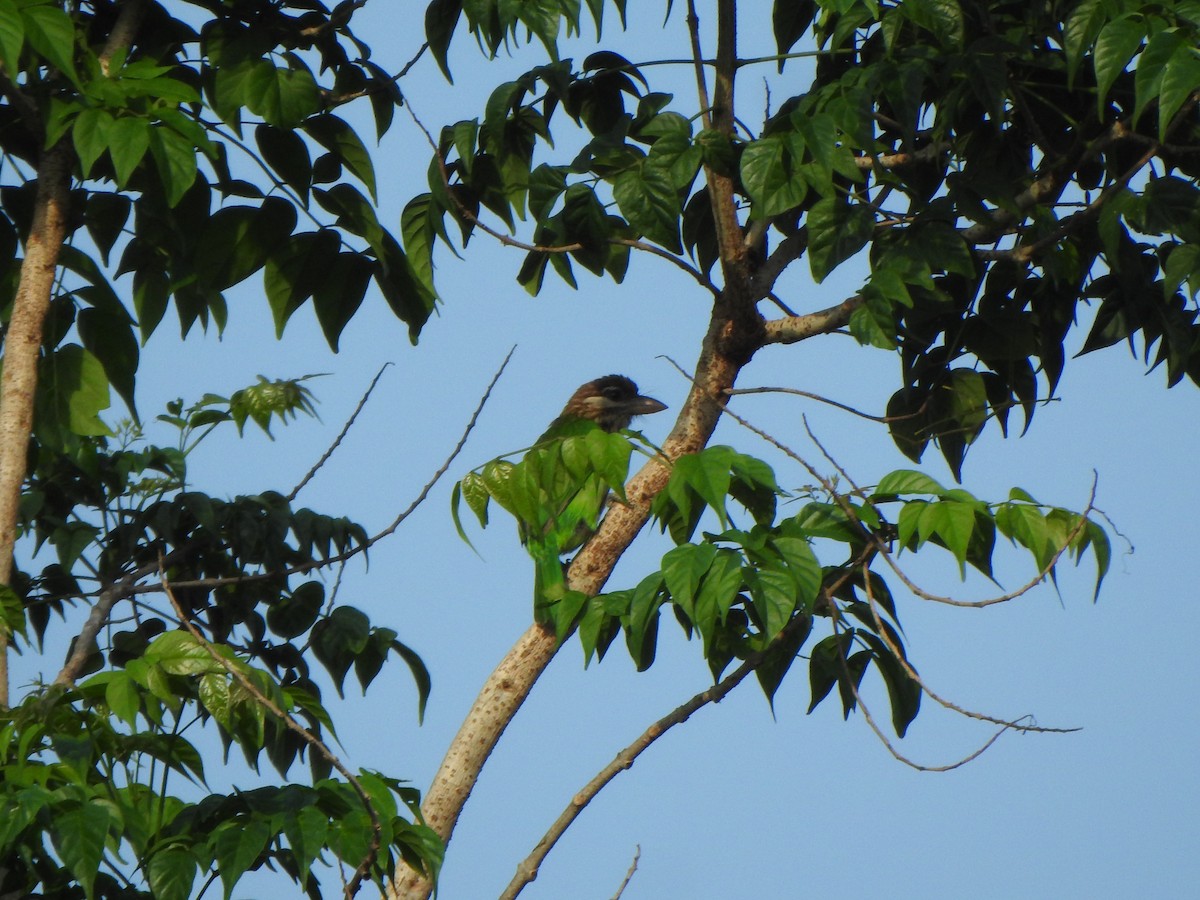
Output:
603,387,622,400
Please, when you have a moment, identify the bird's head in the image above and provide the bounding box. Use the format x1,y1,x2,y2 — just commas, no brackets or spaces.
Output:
557,375,668,433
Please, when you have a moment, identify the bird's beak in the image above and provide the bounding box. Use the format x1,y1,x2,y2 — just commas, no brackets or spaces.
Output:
629,394,668,416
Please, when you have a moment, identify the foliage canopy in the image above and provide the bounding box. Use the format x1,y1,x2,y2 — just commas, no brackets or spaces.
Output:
0,0,1194,897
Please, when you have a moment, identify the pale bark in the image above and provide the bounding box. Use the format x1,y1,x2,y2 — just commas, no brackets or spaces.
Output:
0,144,72,705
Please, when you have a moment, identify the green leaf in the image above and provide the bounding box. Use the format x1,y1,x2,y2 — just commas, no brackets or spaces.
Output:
0,0,23,73
264,229,342,337
1093,16,1145,115
1134,28,1184,125
661,542,718,619
313,606,371,696
740,133,807,218
859,631,922,737
267,581,324,639
645,129,703,190
212,819,274,900
108,116,151,187
746,565,800,641
426,0,464,80
37,344,112,443
692,549,743,653
147,847,198,900
312,251,372,351
244,61,321,129
924,500,977,568
72,108,113,177
256,123,312,203
76,306,138,414
807,632,853,715
612,161,683,252
1158,40,1200,140
50,803,112,896
146,630,222,676
755,615,811,710
21,2,77,84
84,192,131,266
391,637,432,724
874,470,947,497
148,125,199,208
1064,0,1107,85
772,0,816,70
305,115,378,203
626,572,665,670
770,534,822,613
401,194,439,299
103,671,141,725
807,197,874,282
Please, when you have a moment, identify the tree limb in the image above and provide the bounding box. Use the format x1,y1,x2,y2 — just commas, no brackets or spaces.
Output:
761,295,863,345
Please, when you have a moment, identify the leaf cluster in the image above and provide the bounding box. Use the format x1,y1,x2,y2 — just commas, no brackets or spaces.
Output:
410,0,1200,479
3,384,437,897
563,447,1106,737
0,0,434,437
0,668,438,900
453,421,642,633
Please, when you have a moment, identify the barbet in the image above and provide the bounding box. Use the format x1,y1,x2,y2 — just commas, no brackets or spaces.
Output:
525,375,667,605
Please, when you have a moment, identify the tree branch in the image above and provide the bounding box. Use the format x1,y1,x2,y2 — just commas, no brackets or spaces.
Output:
761,295,863,345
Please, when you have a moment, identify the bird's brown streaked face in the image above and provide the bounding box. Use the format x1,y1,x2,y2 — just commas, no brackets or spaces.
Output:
566,375,668,433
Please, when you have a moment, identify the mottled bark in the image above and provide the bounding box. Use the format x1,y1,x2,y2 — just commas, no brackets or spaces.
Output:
0,144,72,705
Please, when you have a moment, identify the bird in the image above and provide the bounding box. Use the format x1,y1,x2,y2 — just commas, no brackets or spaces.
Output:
524,375,667,609
536,374,668,442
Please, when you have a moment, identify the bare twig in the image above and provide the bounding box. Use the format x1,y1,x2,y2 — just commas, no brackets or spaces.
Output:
859,561,1078,735
725,384,926,423
830,605,1018,772
288,364,393,502
129,349,513,598
610,846,641,900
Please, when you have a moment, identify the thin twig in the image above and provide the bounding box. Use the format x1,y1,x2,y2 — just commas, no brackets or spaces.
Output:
725,384,926,423
610,846,641,900
830,603,1018,772
288,363,393,502
805,416,1099,610
859,560,1078,735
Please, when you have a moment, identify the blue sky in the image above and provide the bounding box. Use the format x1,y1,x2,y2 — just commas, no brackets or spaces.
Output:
14,3,1200,898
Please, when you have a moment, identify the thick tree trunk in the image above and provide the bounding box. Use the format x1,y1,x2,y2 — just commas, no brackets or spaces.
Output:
0,144,72,705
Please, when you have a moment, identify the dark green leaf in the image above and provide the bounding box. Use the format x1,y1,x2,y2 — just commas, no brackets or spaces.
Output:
76,307,138,415
807,197,874,282
0,0,23,73
612,160,683,252
305,115,378,202
772,0,816,71
146,848,197,900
